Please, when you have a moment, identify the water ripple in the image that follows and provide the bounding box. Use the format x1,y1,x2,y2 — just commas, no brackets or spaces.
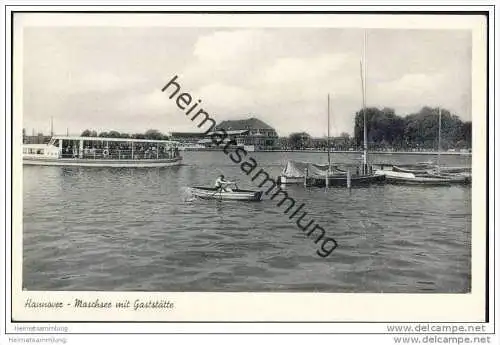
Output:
23,152,471,292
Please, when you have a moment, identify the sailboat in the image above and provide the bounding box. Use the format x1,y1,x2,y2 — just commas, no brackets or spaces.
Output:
306,32,385,187
379,108,471,185
277,94,346,185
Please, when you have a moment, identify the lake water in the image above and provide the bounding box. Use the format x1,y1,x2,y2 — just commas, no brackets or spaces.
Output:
23,151,471,292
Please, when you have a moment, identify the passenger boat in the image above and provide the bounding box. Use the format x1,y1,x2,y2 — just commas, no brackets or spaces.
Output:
23,135,182,167
190,187,263,201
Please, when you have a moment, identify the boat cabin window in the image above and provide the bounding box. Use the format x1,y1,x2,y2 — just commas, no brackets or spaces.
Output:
23,148,44,154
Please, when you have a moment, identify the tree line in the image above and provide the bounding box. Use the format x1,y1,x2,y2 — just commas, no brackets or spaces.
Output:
80,129,169,140
287,106,471,151
353,106,471,150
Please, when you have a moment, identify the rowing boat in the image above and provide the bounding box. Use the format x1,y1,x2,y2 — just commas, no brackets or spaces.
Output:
190,187,263,201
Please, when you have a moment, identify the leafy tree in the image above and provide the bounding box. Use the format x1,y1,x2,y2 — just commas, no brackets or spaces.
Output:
144,129,165,140
460,122,472,148
354,106,470,150
288,132,311,150
81,129,99,137
107,130,122,138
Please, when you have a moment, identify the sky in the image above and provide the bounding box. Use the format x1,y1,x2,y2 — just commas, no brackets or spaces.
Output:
22,26,471,137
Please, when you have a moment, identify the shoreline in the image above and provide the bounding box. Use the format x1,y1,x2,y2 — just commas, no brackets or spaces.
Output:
180,148,471,156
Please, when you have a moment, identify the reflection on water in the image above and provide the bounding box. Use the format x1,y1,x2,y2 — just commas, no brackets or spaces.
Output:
23,152,471,292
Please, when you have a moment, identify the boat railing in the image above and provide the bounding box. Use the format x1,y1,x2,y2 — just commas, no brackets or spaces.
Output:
59,148,181,160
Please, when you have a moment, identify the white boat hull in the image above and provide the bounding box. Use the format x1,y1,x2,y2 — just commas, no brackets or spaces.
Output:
375,169,470,185
374,170,415,179
23,157,182,168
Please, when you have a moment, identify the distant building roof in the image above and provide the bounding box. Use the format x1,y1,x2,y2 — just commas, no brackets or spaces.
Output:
216,117,275,131
173,130,250,137
206,129,249,136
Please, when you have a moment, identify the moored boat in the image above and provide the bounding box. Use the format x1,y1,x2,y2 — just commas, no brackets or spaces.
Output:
306,33,383,188
439,166,471,174
375,170,470,186
306,173,385,187
190,187,263,201
388,109,472,185
391,165,471,179
392,165,435,175
426,171,472,184
391,165,471,180
278,160,346,185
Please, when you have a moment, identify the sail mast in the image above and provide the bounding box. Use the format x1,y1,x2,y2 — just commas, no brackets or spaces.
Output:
362,31,368,174
438,107,441,173
327,93,331,171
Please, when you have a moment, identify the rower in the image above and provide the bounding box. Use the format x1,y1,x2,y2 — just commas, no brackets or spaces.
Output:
215,174,234,192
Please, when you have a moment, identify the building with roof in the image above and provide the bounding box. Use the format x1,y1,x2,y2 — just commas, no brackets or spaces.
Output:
215,117,279,151
22,129,51,145
170,132,206,144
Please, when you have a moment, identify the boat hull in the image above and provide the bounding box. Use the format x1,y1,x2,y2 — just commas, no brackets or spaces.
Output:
306,174,385,187
427,172,471,184
278,176,305,185
385,176,453,186
23,156,183,168
392,166,433,175
279,160,347,185
377,170,471,186
439,166,471,174
388,167,472,184
191,187,263,201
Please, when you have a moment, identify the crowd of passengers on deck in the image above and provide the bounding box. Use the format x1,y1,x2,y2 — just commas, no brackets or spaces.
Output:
60,144,180,160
